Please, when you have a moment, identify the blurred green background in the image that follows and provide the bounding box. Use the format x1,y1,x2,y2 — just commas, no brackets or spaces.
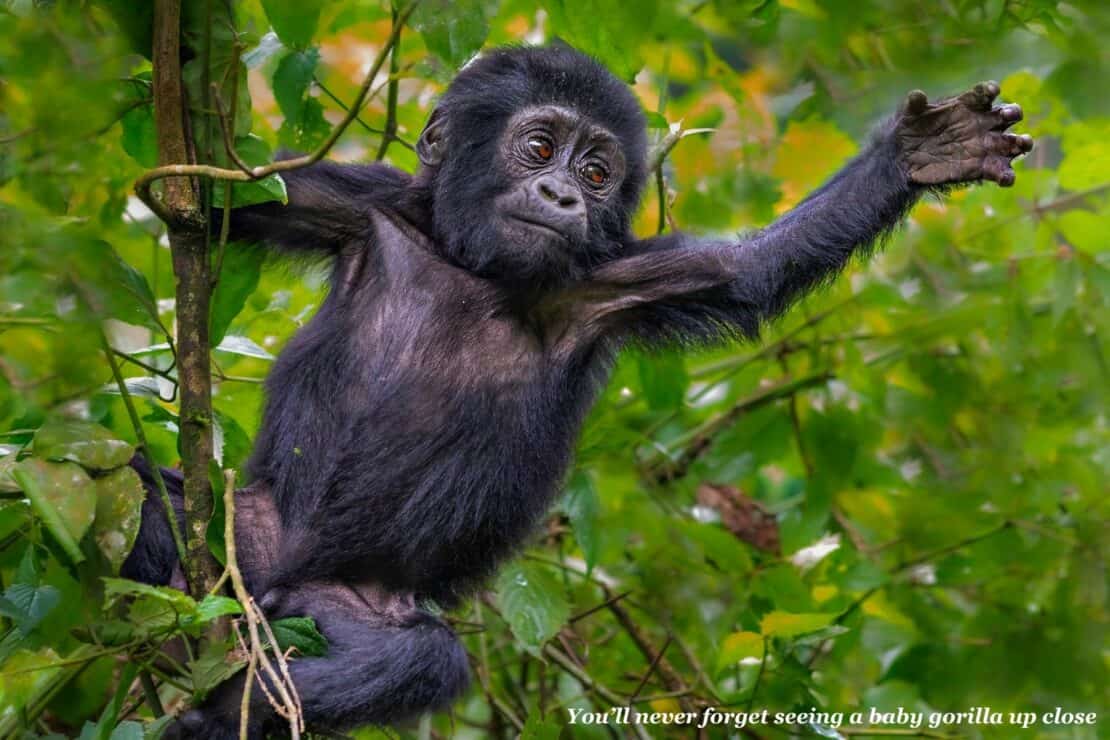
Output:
0,0,1107,738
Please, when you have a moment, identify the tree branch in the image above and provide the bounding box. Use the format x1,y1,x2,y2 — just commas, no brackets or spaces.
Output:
135,2,418,223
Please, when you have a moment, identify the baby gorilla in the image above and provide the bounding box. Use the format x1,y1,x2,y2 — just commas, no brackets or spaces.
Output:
125,45,1032,738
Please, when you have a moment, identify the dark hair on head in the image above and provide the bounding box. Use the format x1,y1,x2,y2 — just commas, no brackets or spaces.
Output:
432,44,649,215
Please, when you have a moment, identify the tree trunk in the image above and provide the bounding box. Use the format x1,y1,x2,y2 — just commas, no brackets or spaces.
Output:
151,0,222,602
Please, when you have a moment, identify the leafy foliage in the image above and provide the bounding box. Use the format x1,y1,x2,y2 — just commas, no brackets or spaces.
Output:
0,0,1107,738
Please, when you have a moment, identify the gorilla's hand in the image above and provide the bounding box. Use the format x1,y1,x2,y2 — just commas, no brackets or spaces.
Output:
896,81,1034,188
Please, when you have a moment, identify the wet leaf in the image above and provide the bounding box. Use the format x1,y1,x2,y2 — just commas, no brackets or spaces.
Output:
13,460,96,563
495,561,568,656
92,466,145,573
35,419,134,471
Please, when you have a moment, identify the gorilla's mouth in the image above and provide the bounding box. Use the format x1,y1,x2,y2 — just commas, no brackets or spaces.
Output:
507,215,569,242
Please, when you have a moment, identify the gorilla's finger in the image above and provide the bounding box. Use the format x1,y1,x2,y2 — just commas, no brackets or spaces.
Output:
994,132,1034,156
960,80,999,112
983,155,1016,187
904,90,929,116
990,103,1023,129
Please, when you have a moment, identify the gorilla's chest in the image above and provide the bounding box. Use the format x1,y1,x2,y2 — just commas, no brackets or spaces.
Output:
328,215,576,431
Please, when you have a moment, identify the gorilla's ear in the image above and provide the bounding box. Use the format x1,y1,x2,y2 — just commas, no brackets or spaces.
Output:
417,108,447,168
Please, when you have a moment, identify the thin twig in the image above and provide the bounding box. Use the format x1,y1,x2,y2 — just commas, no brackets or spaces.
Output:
627,634,672,706
100,330,188,568
375,2,402,161
212,88,252,175
607,600,696,712
569,590,630,623
238,631,259,740
314,78,388,134
222,471,304,738
212,41,242,288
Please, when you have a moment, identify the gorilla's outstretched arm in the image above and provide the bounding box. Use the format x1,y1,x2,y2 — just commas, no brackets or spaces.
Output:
214,160,417,259
568,83,1031,347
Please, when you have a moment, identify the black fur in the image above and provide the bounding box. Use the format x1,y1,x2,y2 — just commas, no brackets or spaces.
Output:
128,45,929,736
121,455,185,587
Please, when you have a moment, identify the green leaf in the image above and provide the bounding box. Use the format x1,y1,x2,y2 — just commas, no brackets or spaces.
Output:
1053,253,1079,323
277,97,331,152
495,561,569,656
269,616,330,657
262,0,326,48
109,721,144,740
561,472,600,570
244,31,285,69
194,595,244,624
521,713,564,740
210,247,265,346
71,240,163,331
99,377,166,401
182,58,252,139
92,466,145,573
636,351,687,410
190,637,246,700
120,104,158,168
143,715,175,740
72,620,137,647
715,630,764,674
206,460,228,567
679,519,753,576
0,456,23,493
273,49,320,128
1058,210,1103,253
1058,142,1109,190
0,648,64,714
34,419,134,471
0,583,61,635
759,611,836,639
13,459,96,563
544,0,656,81
215,334,274,360
413,0,495,67
96,0,155,57
102,577,197,613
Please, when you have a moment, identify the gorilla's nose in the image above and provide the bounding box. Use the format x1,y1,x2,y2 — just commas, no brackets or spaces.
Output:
534,176,585,217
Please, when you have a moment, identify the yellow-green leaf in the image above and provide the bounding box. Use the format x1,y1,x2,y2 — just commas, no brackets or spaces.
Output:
759,611,836,638
715,630,764,674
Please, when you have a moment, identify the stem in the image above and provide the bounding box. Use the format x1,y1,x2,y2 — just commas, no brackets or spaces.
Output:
375,2,402,161
223,472,304,738
140,672,165,717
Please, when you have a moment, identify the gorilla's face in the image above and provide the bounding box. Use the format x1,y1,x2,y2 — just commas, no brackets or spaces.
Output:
490,105,626,268
421,104,634,287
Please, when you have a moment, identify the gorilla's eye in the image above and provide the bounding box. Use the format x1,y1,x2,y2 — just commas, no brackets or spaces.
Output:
582,163,609,187
527,137,554,161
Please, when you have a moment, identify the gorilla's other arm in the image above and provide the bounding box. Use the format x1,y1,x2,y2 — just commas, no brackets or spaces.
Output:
567,83,1031,346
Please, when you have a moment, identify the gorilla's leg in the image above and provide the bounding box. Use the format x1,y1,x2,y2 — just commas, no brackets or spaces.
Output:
124,466,469,737
123,457,277,596
121,456,186,587
176,582,470,739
